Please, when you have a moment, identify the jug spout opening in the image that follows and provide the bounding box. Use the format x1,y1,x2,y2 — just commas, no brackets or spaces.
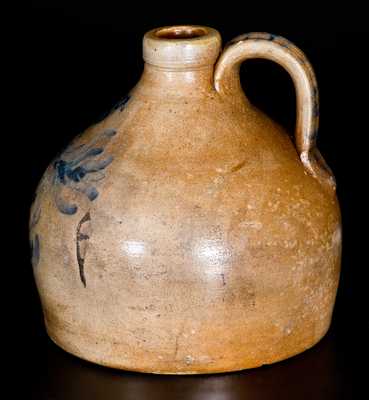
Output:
155,26,208,39
143,25,222,69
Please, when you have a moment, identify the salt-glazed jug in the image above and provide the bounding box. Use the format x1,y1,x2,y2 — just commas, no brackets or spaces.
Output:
30,26,341,374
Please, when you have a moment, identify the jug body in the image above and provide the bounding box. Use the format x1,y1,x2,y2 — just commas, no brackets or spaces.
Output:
30,26,341,374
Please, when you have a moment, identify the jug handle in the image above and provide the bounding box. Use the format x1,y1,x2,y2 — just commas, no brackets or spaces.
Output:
214,32,336,191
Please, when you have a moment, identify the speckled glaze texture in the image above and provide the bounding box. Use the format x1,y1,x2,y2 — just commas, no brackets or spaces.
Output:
30,26,341,374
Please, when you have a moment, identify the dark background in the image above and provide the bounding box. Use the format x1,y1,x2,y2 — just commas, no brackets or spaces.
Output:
11,2,367,398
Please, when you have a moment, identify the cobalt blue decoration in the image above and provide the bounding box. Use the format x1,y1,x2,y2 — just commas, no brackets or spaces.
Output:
52,128,117,215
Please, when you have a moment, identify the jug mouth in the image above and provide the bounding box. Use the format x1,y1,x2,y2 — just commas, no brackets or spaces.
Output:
143,25,222,69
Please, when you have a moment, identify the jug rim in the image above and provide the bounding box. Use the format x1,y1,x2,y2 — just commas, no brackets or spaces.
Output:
143,25,222,69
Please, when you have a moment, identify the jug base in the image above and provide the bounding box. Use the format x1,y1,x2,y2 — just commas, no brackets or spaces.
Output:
45,318,329,375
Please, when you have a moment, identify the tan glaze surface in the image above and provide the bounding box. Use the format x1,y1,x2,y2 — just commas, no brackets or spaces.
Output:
30,26,341,374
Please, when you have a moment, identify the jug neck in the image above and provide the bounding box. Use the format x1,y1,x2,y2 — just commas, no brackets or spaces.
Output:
138,26,222,95
139,63,216,94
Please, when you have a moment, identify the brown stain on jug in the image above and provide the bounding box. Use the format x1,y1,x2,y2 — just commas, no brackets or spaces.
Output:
76,211,91,287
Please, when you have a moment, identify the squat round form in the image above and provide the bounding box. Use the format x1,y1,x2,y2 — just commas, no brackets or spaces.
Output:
30,25,341,374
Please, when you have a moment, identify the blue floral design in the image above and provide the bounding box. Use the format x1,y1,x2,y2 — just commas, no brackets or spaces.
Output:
31,234,40,267
52,128,117,215
30,202,41,267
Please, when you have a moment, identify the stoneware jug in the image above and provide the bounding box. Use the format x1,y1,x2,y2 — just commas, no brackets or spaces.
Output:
30,25,341,374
